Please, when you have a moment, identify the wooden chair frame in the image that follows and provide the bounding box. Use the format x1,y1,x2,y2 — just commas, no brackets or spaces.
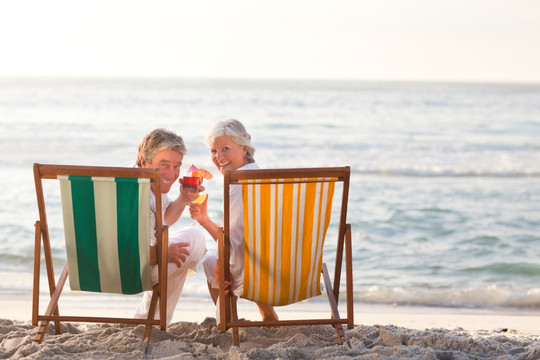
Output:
32,163,169,343
218,166,353,346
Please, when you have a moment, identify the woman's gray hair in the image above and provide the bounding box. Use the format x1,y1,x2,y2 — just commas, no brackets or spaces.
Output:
205,119,255,163
136,128,187,167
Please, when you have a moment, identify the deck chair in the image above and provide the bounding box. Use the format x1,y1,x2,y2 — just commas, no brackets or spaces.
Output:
32,164,169,343
218,166,353,346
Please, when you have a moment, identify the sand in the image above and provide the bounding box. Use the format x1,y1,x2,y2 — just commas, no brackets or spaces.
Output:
2,300,539,359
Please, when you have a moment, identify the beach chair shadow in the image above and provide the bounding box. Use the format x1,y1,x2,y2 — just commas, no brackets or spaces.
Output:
32,164,169,343
218,166,354,346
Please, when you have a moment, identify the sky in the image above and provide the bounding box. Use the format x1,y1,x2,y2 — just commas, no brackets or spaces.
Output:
1,0,540,83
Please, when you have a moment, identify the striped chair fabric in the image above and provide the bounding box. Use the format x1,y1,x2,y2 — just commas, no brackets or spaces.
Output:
240,177,336,306
58,175,153,295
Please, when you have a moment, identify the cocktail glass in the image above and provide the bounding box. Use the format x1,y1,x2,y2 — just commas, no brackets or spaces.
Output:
183,165,212,225
182,175,200,192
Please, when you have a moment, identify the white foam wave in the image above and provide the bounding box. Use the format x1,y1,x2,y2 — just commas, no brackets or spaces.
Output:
359,285,540,309
353,167,540,178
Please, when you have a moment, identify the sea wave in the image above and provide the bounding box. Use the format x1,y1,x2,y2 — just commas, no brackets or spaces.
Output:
461,262,540,277
359,285,540,309
351,168,540,178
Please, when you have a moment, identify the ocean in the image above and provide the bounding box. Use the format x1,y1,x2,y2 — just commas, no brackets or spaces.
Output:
1,77,539,316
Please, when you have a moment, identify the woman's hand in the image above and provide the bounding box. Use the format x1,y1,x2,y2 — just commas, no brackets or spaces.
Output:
214,262,235,294
189,194,219,241
189,194,208,222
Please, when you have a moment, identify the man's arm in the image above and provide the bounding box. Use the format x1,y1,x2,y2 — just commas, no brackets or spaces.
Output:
163,196,190,225
163,182,204,225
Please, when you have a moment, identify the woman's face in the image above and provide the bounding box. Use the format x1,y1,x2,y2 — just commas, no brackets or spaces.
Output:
210,135,248,174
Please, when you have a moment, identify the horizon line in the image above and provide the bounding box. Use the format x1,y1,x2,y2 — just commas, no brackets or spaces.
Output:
1,75,539,86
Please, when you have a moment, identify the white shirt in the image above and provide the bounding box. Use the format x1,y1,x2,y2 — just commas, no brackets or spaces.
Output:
225,162,259,267
149,192,171,246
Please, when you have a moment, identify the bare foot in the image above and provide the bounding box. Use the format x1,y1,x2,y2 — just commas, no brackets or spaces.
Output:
257,304,278,322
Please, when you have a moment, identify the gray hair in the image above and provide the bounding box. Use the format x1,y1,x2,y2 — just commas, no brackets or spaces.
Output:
205,119,255,163
136,128,187,167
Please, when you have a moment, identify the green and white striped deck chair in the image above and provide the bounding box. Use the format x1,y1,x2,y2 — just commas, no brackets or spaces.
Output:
218,167,354,346
32,164,169,343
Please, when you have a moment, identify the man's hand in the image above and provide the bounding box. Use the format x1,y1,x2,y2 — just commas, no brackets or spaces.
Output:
178,178,205,204
164,182,205,226
168,241,190,268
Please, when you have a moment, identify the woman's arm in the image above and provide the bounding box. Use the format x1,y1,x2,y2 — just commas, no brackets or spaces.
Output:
189,197,219,240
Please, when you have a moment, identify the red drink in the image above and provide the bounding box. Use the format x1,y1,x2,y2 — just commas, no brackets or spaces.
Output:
182,176,200,192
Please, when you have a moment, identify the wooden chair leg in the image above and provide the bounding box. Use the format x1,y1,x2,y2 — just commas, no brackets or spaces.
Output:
33,264,69,343
217,228,230,334
345,224,354,329
32,222,41,326
322,263,346,345
34,323,49,343
41,225,62,335
143,286,159,341
230,295,239,346
159,227,168,331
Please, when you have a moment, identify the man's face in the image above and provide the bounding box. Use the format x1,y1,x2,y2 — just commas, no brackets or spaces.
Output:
140,149,183,194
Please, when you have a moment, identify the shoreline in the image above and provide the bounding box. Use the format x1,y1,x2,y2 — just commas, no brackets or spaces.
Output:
4,293,539,335
2,295,539,359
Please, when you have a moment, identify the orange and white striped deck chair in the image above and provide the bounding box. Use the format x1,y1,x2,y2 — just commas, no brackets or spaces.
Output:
218,166,353,346
32,164,169,343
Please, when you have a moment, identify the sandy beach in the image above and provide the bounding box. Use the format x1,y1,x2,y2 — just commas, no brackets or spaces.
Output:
2,295,539,359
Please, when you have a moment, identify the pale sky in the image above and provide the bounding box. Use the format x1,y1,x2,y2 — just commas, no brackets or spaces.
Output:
1,0,540,83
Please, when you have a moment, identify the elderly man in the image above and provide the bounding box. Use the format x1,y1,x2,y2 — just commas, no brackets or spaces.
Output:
133,128,206,325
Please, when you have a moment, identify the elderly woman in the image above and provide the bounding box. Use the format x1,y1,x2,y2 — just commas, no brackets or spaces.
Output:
190,119,278,322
